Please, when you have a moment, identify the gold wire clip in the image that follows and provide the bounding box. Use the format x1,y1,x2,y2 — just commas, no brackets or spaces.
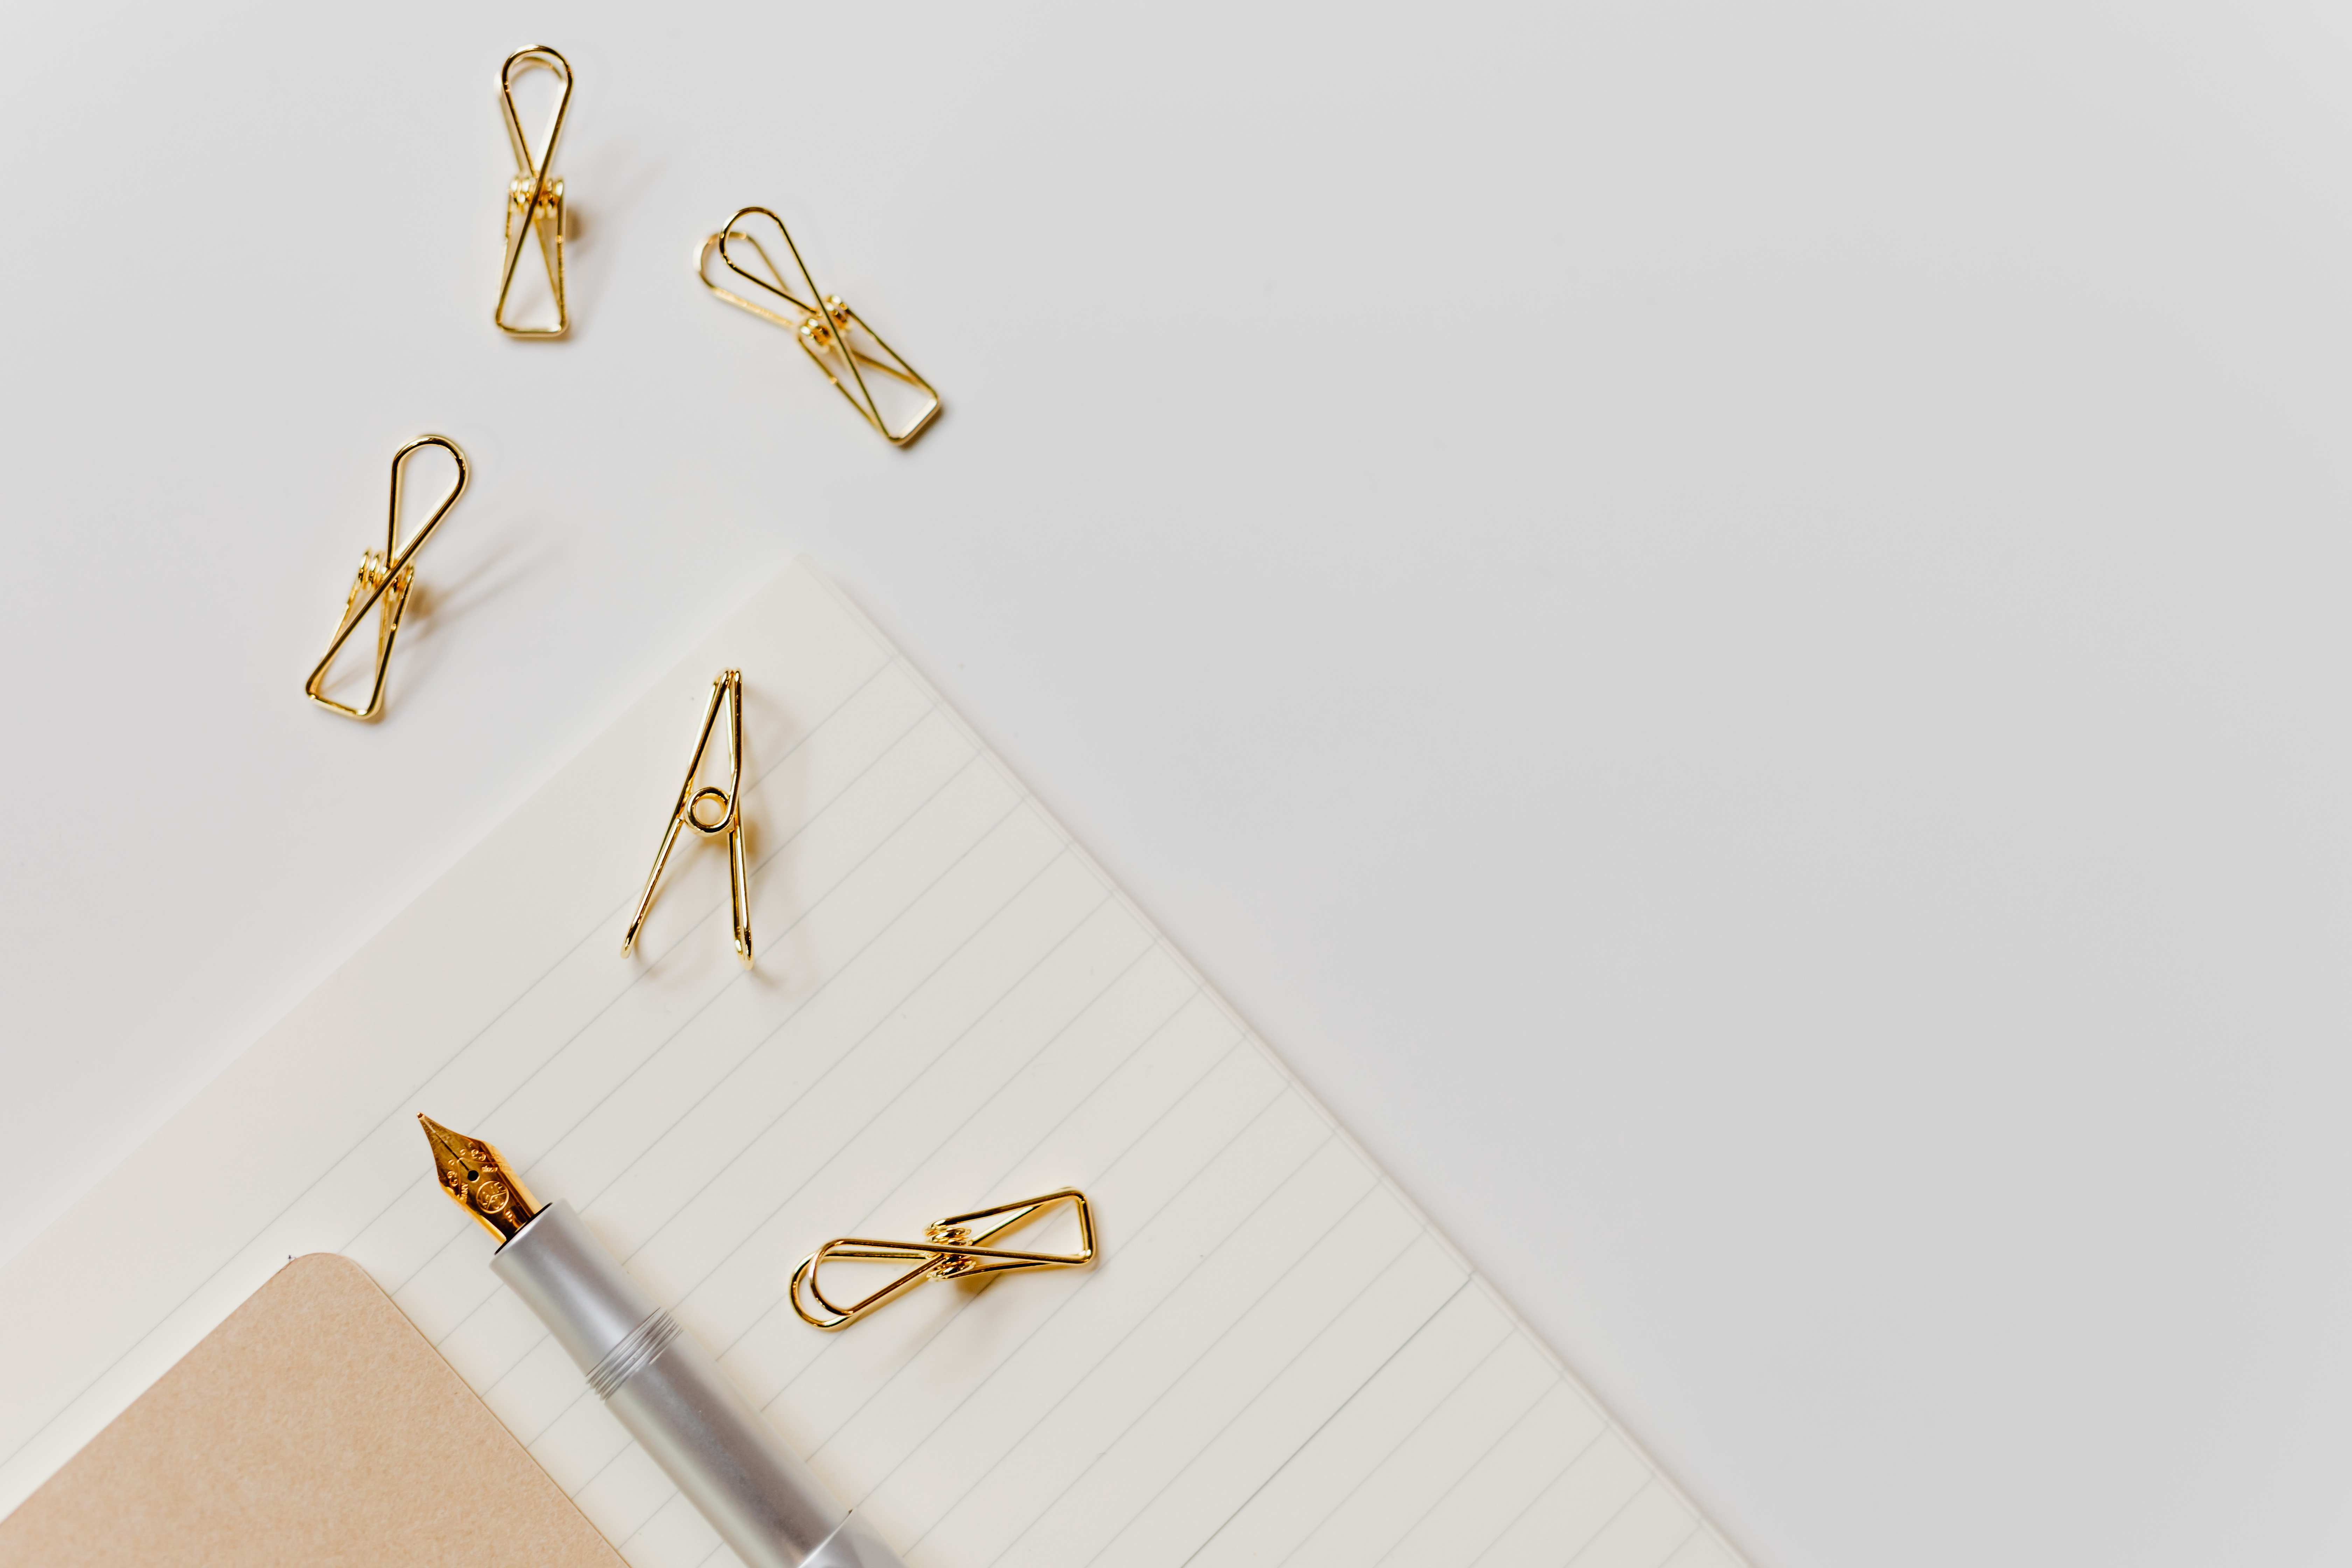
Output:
624,671,752,963
698,206,941,446
303,435,469,721
496,46,572,337
789,1189,1096,1330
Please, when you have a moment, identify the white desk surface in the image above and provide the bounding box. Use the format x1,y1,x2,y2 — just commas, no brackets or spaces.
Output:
5,4,2350,1564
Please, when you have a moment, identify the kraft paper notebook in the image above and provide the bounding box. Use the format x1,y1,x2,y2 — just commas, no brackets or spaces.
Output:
0,559,1749,1568
0,1253,622,1566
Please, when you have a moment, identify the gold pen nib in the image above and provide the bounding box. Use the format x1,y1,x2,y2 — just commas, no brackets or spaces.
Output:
419,1114,542,1243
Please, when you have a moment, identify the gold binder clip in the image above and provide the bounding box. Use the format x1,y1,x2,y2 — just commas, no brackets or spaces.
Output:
789,1189,1096,1330
302,435,469,720
624,671,753,963
697,206,941,446
496,46,572,337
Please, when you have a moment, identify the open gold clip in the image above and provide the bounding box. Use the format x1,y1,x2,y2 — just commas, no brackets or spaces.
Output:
624,671,752,964
303,435,469,721
496,46,572,337
789,1189,1096,1330
698,206,940,446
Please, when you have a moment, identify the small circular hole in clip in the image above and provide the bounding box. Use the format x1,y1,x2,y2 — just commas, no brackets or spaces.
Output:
688,787,733,833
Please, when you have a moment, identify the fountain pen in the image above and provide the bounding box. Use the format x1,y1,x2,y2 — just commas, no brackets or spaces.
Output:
421,1116,906,1568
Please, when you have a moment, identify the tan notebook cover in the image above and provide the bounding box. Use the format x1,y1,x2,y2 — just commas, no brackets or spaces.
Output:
0,1253,621,1567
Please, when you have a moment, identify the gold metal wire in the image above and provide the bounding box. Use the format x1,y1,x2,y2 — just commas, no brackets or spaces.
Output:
303,435,470,721
496,46,572,337
789,1189,1096,1330
698,206,941,446
624,670,752,964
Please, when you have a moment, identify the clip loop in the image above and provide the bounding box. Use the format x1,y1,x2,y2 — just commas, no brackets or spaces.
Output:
790,1189,1096,1330
698,206,941,446
303,435,469,720
496,46,572,337
624,670,752,963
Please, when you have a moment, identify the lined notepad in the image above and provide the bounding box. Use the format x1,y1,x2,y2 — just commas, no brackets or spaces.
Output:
0,561,1746,1568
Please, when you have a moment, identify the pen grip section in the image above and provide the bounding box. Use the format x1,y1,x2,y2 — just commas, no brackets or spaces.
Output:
492,1202,900,1568
491,1200,658,1370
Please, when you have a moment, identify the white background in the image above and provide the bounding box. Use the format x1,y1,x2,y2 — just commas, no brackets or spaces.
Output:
5,2,2351,1564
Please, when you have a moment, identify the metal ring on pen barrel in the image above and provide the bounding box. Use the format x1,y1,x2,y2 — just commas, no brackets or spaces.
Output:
491,1200,906,1568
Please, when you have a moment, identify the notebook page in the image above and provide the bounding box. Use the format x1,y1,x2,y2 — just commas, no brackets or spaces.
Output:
0,559,1746,1568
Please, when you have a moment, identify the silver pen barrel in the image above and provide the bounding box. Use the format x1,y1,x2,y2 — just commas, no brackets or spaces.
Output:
491,1200,906,1568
